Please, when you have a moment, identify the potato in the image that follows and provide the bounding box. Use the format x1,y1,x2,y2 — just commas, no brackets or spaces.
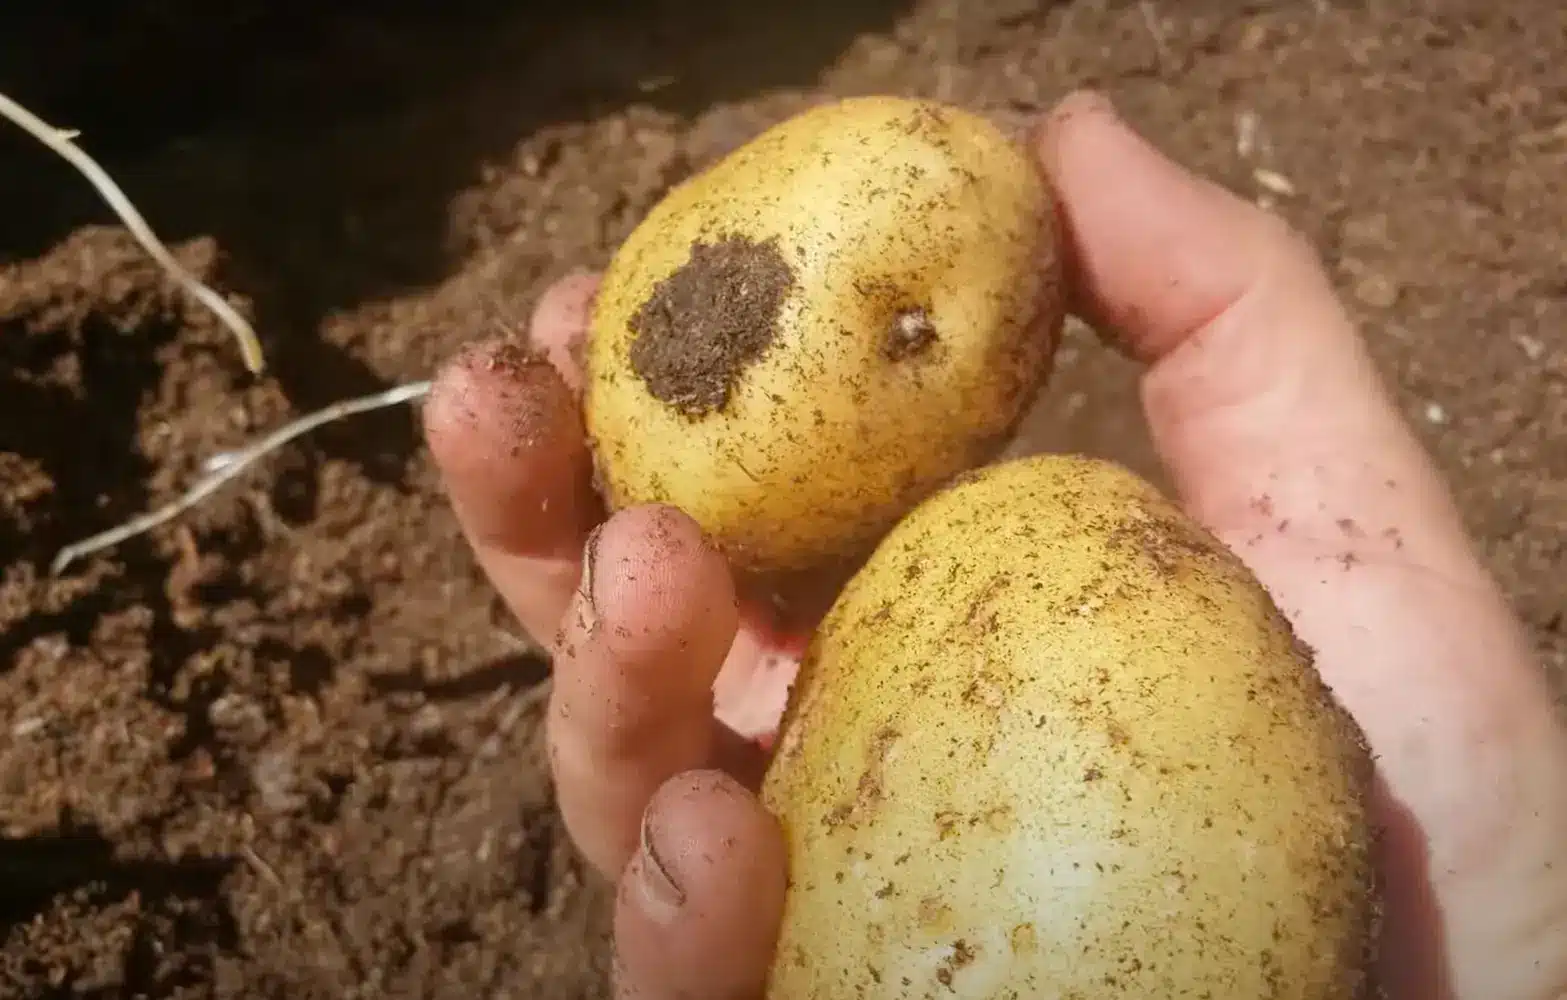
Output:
761,454,1379,999
584,96,1063,576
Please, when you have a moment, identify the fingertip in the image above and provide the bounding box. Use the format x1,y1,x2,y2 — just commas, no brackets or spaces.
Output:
424,337,576,473
424,337,599,557
1031,93,1495,667
614,769,786,1000
1038,88,1120,142
1035,89,1287,362
587,504,740,661
530,270,601,391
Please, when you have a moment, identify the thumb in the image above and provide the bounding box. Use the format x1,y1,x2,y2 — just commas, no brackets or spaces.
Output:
1033,90,1481,580
1036,92,1567,1000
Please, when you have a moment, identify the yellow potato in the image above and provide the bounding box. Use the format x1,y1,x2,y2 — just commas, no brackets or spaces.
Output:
761,454,1378,999
584,96,1063,576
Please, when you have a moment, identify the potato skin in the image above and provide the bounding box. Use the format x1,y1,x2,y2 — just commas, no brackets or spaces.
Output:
584,96,1062,576
761,455,1378,1000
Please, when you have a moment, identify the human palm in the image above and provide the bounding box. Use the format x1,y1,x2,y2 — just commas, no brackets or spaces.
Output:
423,93,1567,1000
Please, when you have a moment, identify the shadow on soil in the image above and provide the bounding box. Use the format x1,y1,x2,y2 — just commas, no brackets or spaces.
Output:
0,0,914,560
0,2,910,963
0,820,239,971
0,0,915,430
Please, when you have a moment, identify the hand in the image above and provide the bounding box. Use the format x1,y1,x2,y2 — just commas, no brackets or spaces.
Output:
423,92,1567,1000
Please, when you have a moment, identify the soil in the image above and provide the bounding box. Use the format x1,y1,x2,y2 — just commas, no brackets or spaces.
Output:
629,237,795,416
0,1,1563,997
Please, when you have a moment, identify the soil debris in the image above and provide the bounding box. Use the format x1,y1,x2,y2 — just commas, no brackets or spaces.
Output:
628,236,796,417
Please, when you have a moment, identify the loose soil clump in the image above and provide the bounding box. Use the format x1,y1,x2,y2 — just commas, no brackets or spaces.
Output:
629,236,796,417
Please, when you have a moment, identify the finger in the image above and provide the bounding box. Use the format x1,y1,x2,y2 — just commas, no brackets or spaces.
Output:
1038,91,1567,995
534,268,811,749
1037,91,1279,365
548,505,765,877
528,269,600,393
613,769,786,1000
1035,89,1485,586
422,338,601,642
1034,87,1550,781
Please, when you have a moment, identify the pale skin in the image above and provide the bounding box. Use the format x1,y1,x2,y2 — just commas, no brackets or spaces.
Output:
422,92,1567,1000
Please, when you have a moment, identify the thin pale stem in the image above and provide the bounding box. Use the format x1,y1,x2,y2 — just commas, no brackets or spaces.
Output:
51,381,433,573
0,90,267,374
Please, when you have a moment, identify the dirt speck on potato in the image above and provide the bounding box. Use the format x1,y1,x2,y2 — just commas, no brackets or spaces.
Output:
1105,501,1230,580
628,236,796,417
824,725,900,830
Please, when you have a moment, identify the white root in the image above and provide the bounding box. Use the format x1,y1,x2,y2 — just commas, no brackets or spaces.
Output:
1138,1,1173,68
0,92,446,574
0,90,267,374
50,380,433,574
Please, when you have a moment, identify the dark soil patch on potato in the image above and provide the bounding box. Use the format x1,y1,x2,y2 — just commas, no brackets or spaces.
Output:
629,236,796,417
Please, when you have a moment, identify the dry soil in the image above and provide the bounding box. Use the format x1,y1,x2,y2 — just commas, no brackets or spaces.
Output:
0,2,1563,997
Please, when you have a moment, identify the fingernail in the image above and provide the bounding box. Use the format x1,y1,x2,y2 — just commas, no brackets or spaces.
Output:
1048,89,1119,131
635,808,686,922
1036,91,1135,181
576,521,605,634
1080,90,1119,117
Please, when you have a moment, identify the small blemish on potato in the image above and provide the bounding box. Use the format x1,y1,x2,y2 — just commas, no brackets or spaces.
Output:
882,307,938,361
934,811,963,841
917,896,952,931
983,805,1015,833
823,725,900,829
952,939,976,967
961,673,1007,710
